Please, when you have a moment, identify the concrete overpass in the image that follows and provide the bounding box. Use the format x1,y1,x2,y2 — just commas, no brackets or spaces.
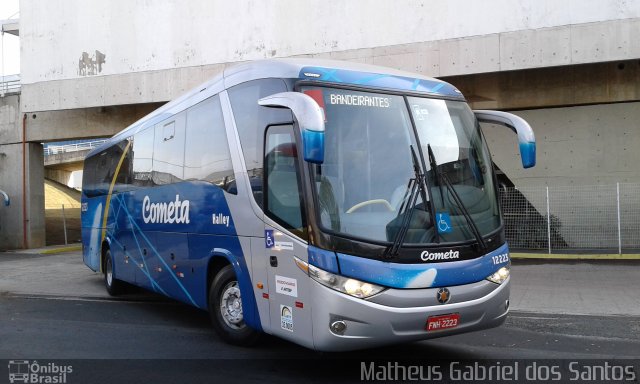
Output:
1,19,19,36
1,0,640,249
0,92,159,249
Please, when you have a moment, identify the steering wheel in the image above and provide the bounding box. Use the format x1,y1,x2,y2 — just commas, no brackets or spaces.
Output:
346,199,394,214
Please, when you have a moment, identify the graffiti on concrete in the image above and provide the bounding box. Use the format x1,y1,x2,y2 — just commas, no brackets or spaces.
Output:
78,50,106,76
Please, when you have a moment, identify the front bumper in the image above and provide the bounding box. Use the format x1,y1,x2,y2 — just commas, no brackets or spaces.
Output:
310,277,510,351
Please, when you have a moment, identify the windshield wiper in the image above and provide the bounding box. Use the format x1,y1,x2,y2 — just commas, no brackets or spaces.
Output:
426,144,445,207
384,145,429,259
427,144,487,250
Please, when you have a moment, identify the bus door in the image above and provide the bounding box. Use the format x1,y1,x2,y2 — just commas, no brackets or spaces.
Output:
262,124,314,347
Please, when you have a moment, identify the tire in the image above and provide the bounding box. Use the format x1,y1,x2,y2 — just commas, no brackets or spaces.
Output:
103,249,125,296
208,265,260,346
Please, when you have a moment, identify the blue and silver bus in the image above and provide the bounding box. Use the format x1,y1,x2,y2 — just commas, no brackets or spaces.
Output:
81,59,535,351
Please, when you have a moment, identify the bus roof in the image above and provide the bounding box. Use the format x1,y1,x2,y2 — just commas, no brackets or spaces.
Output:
87,58,463,158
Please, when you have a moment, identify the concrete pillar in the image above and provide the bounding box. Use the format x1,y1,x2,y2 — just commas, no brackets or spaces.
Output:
0,142,46,250
0,94,46,250
27,142,46,248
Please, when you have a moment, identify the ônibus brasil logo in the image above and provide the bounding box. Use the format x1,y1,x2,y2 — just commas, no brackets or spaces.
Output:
420,250,460,261
7,360,73,384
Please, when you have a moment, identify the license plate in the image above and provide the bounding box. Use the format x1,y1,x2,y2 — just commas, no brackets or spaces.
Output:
426,313,460,331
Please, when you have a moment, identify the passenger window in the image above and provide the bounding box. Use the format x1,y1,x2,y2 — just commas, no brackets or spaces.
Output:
152,113,186,185
184,95,236,193
132,127,155,187
264,125,307,239
112,138,133,193
82,152,108,197
163,121,175,141
228,79,292,206
83,139,132,196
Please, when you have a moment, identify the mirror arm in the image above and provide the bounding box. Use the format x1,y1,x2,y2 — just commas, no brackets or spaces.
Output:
259,92,325,164
474,110,536,169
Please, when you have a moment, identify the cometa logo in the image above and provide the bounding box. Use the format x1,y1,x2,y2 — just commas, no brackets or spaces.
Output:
421,250,460,261
142,195,190,224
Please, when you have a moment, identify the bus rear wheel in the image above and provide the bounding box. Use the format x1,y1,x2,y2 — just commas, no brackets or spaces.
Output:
104,249,125,296
208,265,260,346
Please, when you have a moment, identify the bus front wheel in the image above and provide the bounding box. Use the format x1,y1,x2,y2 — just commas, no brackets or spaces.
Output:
103,249,125,296
208,265,260,346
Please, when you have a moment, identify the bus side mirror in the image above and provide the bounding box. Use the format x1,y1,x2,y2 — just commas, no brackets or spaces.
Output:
258,92,325,164
0,189,9,206
474,110,536,169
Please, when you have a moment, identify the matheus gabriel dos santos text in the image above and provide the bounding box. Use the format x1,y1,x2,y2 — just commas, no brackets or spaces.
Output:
360,361,637,382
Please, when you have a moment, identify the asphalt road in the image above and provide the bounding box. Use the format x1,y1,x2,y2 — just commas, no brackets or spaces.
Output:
1,251,639,383
1,292,639,383
1,293,640,360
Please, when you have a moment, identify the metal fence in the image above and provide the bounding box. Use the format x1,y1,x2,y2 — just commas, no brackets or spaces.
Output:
0,75,20,96
500,183,640,253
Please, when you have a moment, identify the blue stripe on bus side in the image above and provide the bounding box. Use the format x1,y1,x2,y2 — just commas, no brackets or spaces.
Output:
109,194,198,306
94,183,261,330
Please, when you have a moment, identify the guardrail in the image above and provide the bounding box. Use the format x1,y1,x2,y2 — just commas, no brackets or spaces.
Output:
0,77,20,96
44,140,108,156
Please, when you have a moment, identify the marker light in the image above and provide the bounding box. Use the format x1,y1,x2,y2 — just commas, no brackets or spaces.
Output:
307,263,385,299
486,266,510,284
294,256,309,274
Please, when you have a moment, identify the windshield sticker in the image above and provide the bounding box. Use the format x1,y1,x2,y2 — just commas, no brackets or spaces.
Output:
437,212,453,234
412,105,429,120
329,94,390,108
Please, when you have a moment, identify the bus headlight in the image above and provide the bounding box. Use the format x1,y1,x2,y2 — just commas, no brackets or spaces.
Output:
486,266,510,284
307,263,385,298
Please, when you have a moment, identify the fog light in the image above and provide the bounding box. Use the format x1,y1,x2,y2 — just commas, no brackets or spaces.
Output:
505,299,510,310
330,320,347,335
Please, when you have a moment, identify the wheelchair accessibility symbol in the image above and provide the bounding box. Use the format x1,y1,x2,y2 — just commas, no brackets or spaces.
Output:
265,229,275,248
437,213,452,234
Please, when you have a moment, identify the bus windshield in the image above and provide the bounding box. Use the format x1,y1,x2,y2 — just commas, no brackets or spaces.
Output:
306,86,500,246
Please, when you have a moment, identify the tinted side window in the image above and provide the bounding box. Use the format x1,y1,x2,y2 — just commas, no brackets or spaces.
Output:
83,139,131,197
132,127,154,187
184,95,235,193
112,139,133,193
152,113,186,185
228,79,292,206
82,154,100,197
264,125,307,239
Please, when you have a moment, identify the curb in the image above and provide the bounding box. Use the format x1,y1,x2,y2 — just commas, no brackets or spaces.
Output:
511,252,640,260
38,245,82,254
4,245,83,255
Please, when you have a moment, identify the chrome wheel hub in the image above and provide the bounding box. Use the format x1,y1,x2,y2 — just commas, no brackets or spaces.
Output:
106,259,113,286
220,281,244,329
